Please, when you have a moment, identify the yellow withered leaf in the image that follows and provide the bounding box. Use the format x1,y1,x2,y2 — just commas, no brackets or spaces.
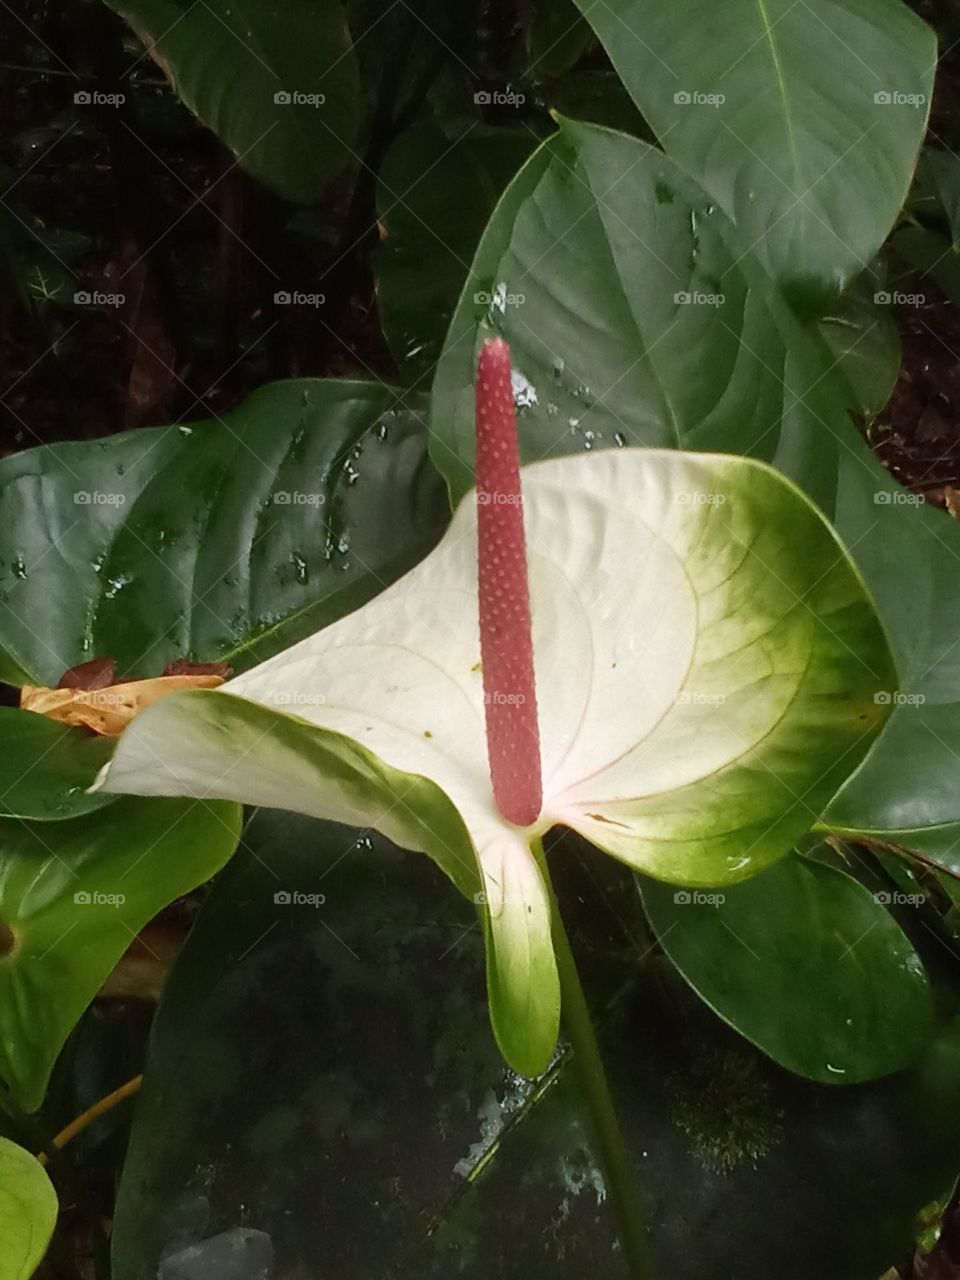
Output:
20,675,225,737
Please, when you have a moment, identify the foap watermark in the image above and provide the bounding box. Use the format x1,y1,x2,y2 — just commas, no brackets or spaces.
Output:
273,490,325,507
74,89,125,107
483,690,527,706
675,490,726,506
674,290,725,307
474,288,525,308
274,90,326,107
676,691,726,706
74,289,125,308
874,691,926,706
873,489,923,506
673,890,725,906
474,88,526,107
70,690,131,708
266,691,327,708
74,890,126,907
477,489,522,507
874,890,926,907
674,90,725,108
274,290,325,308
874,290,925,307
874,90,927,107
274,890,326,907
75,490,126,507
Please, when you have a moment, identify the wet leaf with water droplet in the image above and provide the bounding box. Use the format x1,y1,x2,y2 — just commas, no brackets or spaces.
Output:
0,381,448,683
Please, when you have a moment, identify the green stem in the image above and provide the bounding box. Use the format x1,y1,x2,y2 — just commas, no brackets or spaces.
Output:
541,854,654,1279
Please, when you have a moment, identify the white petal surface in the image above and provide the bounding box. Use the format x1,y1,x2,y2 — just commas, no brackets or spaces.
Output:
99,448,894,1071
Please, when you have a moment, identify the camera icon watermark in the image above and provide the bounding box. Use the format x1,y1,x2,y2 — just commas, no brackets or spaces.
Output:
873,489,923,506
273,490,325,507
474,88,525,107
675,690,727,706
674,490,726,506
274,889,326,906
74,89,125,107
266,691,326,708
482,689,526,706
874,90,926,106
473,890,524,906
74,490,126,507
673,90,725,108
873,290,925,307
674,290,725,307
74,889,126,907
477,489,522,506
873,690,926,706
874,890,925,906
474,288,525,309
274,290,325,307
73,289,125,308
673,889,725,906
274,89,326,107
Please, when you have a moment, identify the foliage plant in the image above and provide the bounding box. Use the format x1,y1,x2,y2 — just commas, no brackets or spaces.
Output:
2,1,960,1278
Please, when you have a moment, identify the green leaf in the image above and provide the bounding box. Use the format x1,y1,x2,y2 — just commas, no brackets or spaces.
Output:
824,703,960,867
110,811,960,1280
375,122,537,379
100,448,894,1074
0,708,115,821
819,453,960,857
892,225,960,307
639,850,933,1083
429,120,858,507
569,0,934,302
0,1136,57,1280
817,265,900,419
104,0,360,203
919,148,960,248
0,185,83,315
0,379,448,685
525,0,594,77
0,797,241,1112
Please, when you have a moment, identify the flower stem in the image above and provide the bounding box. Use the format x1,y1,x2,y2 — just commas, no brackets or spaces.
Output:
545,865,654,1279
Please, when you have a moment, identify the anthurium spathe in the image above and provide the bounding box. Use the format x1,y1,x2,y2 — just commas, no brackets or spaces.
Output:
95,341,895,1077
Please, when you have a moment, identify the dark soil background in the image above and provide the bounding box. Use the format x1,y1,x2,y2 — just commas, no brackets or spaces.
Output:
0,0,396,454
2,0,959,489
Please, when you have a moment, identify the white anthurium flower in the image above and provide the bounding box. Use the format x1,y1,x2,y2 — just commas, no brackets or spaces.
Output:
96,341,895,1076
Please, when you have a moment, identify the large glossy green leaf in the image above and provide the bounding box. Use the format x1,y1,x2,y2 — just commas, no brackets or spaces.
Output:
0,797,241,1112
639,849,933,1083
375,122,537,379
111,811,960,1280
429,120,860,506
0,380,448,686
99,448,895,1075
0,708,115,820
0,1136,57,1280
570,0,934,302
105,0,360,203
